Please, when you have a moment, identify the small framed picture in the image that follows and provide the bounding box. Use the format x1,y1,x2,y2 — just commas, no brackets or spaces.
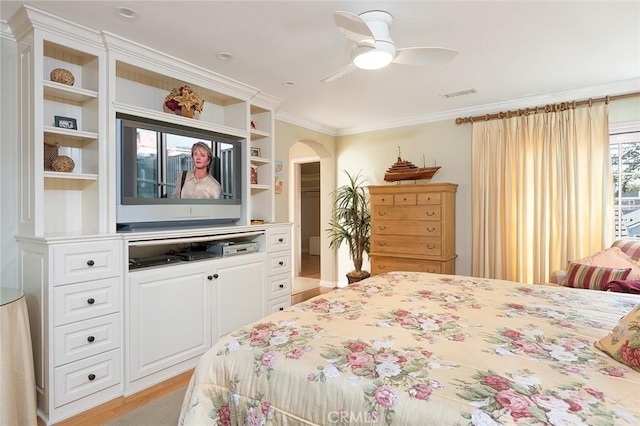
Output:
250,147,261,157
54,116,77,130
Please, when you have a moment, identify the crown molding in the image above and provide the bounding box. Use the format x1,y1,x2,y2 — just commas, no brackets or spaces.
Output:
0,20,14,41
275,111,338,137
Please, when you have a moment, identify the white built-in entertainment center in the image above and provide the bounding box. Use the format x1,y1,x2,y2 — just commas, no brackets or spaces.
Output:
9,5,291,424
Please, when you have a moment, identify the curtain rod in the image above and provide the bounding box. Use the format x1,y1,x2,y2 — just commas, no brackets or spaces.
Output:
455,91,640,125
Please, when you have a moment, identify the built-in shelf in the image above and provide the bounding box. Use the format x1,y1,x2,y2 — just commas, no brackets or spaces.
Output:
250,157,269,165
250,129,270,140
43,171,99,180
44,126,98,145
251,185,270,191
43,81,98,104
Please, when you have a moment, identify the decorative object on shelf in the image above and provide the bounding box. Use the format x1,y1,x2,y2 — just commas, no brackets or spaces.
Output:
275,178,283,194
164,85,204,119
44,142,59,171
383,146,440,182
54,116,77,130
49,68,75,86
250,121,256,129
51,155,75,172
250,166,258,184
326,170,371,284
250,147,261,157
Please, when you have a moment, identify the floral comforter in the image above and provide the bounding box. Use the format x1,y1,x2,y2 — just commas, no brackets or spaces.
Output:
178,272,640,425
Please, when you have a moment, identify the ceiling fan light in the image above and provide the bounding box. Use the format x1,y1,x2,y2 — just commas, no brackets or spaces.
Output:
352,41,396,70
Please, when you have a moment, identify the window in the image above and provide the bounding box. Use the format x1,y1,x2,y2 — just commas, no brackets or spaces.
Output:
610,122,640,238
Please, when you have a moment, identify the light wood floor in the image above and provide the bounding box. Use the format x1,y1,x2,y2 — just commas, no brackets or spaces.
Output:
40,370,193,426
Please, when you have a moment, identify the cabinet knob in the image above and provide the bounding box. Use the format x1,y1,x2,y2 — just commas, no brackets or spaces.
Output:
279,284,284,288
88,374,96,381
278,261,284,266
87,336,95,343
208,274,219,280
278,238,284,243
87,298,95,305
87,259,95,266
279,307,284,311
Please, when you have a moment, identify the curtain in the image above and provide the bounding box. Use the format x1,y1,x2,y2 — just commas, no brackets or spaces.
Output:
472,103,611,283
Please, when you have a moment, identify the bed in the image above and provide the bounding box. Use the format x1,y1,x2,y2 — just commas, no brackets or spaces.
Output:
178,272,640,425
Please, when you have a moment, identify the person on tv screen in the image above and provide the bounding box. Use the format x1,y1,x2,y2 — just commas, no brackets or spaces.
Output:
172,142,222,199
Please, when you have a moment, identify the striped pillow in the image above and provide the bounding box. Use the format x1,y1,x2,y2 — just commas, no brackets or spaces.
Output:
562,261,632,290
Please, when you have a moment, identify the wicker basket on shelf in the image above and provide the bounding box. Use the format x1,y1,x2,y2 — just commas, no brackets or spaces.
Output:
44,142,59,171
52,155,75,172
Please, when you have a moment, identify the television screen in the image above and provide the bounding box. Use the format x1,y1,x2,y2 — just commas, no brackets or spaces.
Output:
116,113,243,230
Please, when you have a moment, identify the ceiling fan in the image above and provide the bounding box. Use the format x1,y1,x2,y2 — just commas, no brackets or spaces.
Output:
321,10,458,83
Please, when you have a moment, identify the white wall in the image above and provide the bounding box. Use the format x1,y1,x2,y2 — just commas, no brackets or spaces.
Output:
0,30,18,288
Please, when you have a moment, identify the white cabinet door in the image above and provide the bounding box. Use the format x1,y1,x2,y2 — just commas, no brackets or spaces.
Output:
128,263,211,382
214,255,265,339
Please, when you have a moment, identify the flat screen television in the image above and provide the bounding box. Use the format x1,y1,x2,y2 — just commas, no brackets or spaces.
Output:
116,113,244,231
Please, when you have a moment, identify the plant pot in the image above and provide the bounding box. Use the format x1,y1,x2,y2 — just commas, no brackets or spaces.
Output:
181,107,195,118
346,270,370,284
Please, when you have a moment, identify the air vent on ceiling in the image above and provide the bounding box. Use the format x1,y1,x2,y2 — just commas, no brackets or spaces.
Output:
441,88,477,98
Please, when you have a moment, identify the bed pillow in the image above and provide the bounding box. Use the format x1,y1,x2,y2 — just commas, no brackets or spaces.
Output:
561,262,631,290
595,303,640,371
574,247,640,280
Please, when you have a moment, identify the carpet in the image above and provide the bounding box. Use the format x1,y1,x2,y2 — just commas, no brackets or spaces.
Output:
105,386,186,426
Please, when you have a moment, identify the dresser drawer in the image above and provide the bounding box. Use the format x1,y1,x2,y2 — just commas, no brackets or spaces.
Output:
54,349,121,408
417,192,441,205
54,313,120,367
267,228,291,252
53,241,121,285
372,220,442,236
372,205,441,221
267,251,291,275
53,277,120,326
371,194,393,205
267,272,292,300
393,193,416,205
372,235,442,256
372,256,442,275
266,295,291,314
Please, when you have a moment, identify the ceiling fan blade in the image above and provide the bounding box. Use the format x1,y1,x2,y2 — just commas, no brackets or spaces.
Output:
393,47,458,66
334,11,376,48
321,62,357,83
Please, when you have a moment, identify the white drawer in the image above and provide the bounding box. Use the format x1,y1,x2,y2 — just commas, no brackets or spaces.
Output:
53,278,120,326
53,241,121,285
267,272,291,300
266,295,290,314
267,251,291,275
54,349,121,408
267,228,291,253
54,313,120,367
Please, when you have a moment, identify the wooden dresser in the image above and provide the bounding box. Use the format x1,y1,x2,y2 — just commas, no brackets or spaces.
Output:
369,183,457,275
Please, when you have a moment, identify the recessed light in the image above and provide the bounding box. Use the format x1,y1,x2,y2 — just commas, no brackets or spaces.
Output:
216,52,234,61
116,6,137,19
283,81,295,87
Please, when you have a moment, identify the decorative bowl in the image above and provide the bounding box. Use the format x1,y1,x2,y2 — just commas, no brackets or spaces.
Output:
52,155,75,172
50,68,75,86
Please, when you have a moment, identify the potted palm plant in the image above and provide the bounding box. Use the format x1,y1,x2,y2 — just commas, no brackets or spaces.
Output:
326,170,371,284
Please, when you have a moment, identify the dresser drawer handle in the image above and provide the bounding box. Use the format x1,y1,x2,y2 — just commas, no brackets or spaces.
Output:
278,261,284,266
427,244,436,249
88,374,96,381
86,259,95,267
378,225,386,230
87,336,95,343
377,241,387,246
377,211,386,216
87,298,95,305
379,265,386,269
279,284,284,288
426,227,436,232
426,212,435,216
278,238,284,243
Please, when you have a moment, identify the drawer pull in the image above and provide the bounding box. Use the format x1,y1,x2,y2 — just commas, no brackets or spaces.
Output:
279,307,284,311
278,238,284,243
426,227,436,232
426,211,435,216
427,245,436,249
87,298,95,305
278,261,284,266
377,241,387,246
378,225,386,230
86,260,95,267
88,374,96,381
279,284,284,288
377,211,386,216
213,274,219,279
87,336,95,343
207,274,219,280
427,269,435,273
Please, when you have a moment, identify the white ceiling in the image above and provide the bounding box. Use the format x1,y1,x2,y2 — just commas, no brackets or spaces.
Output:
2,1,639,135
